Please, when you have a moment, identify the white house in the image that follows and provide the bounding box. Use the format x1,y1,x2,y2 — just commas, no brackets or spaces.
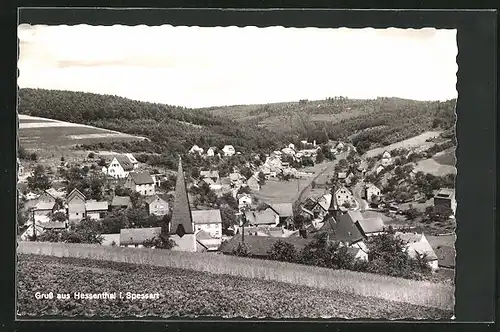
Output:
120,227,162,248
125,172,156,196
381,151,393,166
395,232,439,271
244,207,280,227
33,201,56,223
376,165,385,175
102,155,135,179
192,209,223,240
222,145,236,157
334,186,355,209
247,175,261,191
336,142,345,151
288,143,295,150
189,145,204,155
238,194,252,209
206,146,218,157
144,194,169,216
365,184,381,202
85,200,109,220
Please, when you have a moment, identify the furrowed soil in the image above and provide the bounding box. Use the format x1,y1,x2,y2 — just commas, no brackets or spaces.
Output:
17,254,453,319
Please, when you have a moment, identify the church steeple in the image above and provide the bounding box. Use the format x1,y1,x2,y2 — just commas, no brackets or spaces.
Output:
328,183,342,220
169,157,194,236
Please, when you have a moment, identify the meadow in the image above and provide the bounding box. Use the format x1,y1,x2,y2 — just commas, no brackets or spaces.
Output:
414,158,457,177
17,254,452,319
18,241,454,311
253,178,314,204
364,131,442,158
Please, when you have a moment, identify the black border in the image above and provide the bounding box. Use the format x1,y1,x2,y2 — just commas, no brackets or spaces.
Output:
1,6,497,332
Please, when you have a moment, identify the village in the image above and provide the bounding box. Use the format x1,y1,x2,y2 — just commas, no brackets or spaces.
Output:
17,134,456,279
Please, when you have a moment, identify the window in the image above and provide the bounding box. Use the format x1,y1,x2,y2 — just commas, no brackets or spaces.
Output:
76,212,79,216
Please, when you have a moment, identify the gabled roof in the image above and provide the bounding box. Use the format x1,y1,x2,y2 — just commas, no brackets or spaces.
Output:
303,197,318,211
144,194,168,205
201,177,221,186
42,222,66,229
192,209,222,225
207,146,217,151
219,234,313,257
334,185,352,197
317,194,332,211
395,232,424,244
270,203,293,217
128,171,154,185
319,214,364,244
407,241,439,261
67,188,86,202
111,196,131,207
244,208,278,226
169,158,194,235
124,153,138,164
120,227,162,246
435,188,455,199
229,172,242,181
355,217,385,235
223,145,235,151
114,155,134,171
85,201,109,211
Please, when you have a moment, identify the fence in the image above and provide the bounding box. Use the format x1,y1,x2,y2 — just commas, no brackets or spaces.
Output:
18,241,454,310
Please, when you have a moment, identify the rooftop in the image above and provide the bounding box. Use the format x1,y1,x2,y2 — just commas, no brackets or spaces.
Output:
192,209,222,225
129,171,154,185
270,203,293,217
85,201,109,211
120,227,162,246
355,217,385,235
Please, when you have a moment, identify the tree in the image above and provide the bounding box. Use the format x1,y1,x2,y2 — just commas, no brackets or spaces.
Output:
258,172,266,186
99,210,129,234
97,158,107,167
232,242,249,257
27,165,51,191
191,167,200,179
51,211,67,222
315,150,325,164
404,208,422,221
142,233,176,249
267,240,298,263
220,205,238,232
241,167,253,180
87,152,95,159
60,217,103,244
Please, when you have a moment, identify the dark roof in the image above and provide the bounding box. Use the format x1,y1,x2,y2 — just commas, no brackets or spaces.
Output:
120,227,162,246
219,234,313,257
111,196,131,207
115,155,134,171
129,171,154,185
169,158,194,235
270,203,293,217
303,198,318,211
355,217,385,235
144,194,167,205
319,213,364,244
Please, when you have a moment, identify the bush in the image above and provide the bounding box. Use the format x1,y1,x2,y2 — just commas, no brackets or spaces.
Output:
232,242,249,257
267,240,298,263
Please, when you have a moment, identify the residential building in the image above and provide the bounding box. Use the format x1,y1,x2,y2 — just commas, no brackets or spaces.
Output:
192,209,223,250
238,194,252,209
365,184,381,202
33,201,56,223
85,200,109,220
110,196,132,210
101,233,121,246
200,170,220,181
281,147,295,156
144,194,169,216
37,191,56,204
189,145,204,155
247,175,260,191
66,188,86,222
270,203,294,225
376,165,385,175
434,188,456,215
124,153,139,169
354,216,385,238
334,185,355,209
206,146,218,157
338,172,347,180
336,142,345,151
229,172,245,186
168,157,198,252
120,227,162,248
320,212,365,246
125,171,156,196
381,151,393,166
222,145,236,157
102,155,134,179
395,232,439,271
244,207,280,227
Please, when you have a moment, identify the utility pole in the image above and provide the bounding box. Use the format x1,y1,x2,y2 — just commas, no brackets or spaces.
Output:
31,208,36,241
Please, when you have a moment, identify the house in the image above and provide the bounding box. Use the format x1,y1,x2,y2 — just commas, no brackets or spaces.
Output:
336,142,345,151
281,147,295,156
347,241,369,261
395,232,439,271
219,234,313,258
319,213,365,245
244,207,280,227
120,227,162,248
301,195,330,220
334,186,355,209
222,145,236,157
381,151,393,166
66,188,86,222
247,175,260,191
85,200,109,220
168,157,198,252
206,146,218,157
125,171,156,196
376,165,385,175
33,201,56,223
144,194,169,216
189,145,204,155
345,172,355,186
229,172,245,185
200,170,220,181
238,194,252,209
365,184,381,202
434,188,456,215
354,217,385,238
102,155,135,179
45,187,66,200
427,235,456,269
37,190,56,204
20,222,67,241
338,172,347,180
192,209,223,250
270,203,294,225
110,196,132,210
124,153,139,169
288,143,295,150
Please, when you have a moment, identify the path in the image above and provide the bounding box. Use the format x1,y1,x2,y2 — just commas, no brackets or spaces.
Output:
352,180,369,212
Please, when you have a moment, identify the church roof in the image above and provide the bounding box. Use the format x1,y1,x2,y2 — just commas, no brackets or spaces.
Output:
169,157,194,235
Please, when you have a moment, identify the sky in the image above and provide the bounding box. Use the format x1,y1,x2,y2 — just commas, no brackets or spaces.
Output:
18,25,458,108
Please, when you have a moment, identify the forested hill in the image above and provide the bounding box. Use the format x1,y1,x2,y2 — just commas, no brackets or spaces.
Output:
18,88,289,154
18,88,456,156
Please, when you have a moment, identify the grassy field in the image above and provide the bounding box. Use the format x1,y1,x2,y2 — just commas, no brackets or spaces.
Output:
19,115,145,150
364,131,442,158
18,241,454,311
17,254,453,319
433,149,456,166
254,178,314,204
413,158,456,176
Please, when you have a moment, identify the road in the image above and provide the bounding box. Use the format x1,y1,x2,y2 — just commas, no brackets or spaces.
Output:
352,180,369,212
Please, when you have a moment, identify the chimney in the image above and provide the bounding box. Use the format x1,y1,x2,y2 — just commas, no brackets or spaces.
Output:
313,140,316,147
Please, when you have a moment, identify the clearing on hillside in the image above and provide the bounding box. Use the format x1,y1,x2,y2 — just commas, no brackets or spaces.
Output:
19,114,147,150
17,254,453,319
414,158,457,176
364,131,442,158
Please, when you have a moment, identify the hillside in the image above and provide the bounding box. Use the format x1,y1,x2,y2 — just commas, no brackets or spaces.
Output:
17,254,452,319
18,89,456,157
